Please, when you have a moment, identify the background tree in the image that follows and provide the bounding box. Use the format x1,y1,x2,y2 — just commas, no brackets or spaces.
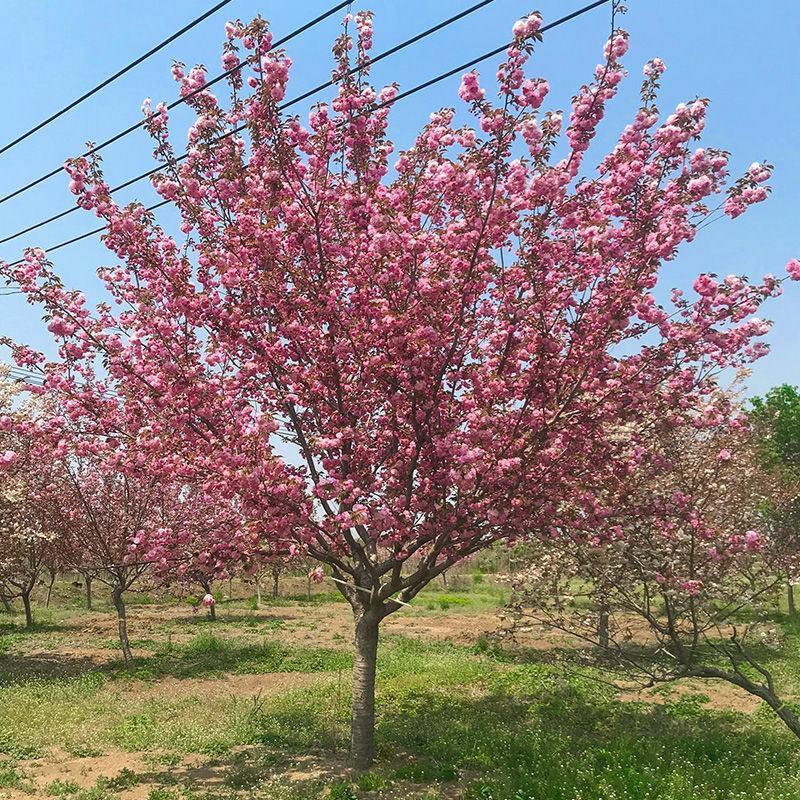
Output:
509,416,800,737
54,459,168,663
133,490,250,621
2,8,797,766
0,368,61,627
750,384,800,614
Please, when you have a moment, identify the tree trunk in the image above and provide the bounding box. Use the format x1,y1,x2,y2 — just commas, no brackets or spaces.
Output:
272,569,280,599
254,575,262,609
85,576,93,611
111,585,133,663
692,665,800,740
0,594,11,614
788,579,796,618
45,570,56,607
21,590,33,628
351,609,380,769
598,604,610,649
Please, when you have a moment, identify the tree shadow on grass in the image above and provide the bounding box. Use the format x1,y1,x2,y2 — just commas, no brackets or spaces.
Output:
105,637,353,681
0,620,82,635
0,632,351,685
369,675,799,798
0,650,101,683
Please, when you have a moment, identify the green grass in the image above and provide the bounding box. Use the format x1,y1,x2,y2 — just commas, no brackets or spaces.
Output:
3,580,800,799
0,757,29,790
105,632,353,681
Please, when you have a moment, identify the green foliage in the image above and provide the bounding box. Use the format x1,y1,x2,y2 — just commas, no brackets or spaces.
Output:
146,791,180,800
750,384,800,471
47,779,82,796
354,771,387,791
326,782,357,800
0,758,28,789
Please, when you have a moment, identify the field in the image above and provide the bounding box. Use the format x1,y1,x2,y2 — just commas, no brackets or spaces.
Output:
2,575,800,800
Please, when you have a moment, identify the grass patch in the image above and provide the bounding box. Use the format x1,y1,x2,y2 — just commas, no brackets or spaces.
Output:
0,757,29,790
106,633,352,681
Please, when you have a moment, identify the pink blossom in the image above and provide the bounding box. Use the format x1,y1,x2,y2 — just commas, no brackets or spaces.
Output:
680,579,703,596
786,258,800,281
308,566,325,584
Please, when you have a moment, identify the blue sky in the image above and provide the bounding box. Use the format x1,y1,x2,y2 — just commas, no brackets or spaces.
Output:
0,0,797,397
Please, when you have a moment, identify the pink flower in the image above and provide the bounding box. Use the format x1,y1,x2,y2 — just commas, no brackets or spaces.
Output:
0,450,18,470
643,58,666,77
786,259,800,281
693,274,718,297
744,530,761,550
717,449,732,462
680,579,703,596
458,71,484,103
520,79,549,109
308,566,325,584
201,593,216,607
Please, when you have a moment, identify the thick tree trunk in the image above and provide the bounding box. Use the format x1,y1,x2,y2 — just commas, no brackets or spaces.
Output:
21,590,33,628
85,576,93,611
598,604,610,649
272,569,280,599
45,570,56,607
351,609,380,769
788,580,796,618
111,585,133,663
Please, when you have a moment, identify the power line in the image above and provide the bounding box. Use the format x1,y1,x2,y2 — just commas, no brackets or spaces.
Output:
4,0,612,267
0,0,234,158
0,0,353,208
0,0,499,246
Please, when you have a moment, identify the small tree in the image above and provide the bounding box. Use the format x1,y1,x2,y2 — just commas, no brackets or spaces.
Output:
0,369,60,627
54,460,168,662
133,490,248,621
510,417,800,737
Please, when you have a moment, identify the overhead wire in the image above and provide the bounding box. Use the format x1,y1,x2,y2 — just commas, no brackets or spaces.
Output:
0,0,354,207
2,0,612,267
0,0,235,158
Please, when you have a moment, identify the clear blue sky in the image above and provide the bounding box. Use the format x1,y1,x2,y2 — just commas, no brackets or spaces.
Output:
0,1,797,397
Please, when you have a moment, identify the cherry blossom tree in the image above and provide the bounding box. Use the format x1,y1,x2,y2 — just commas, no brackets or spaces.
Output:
44,453,173,662
509,415,800,737
132,490,250,621
2,7,798,765
0,369,61,627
